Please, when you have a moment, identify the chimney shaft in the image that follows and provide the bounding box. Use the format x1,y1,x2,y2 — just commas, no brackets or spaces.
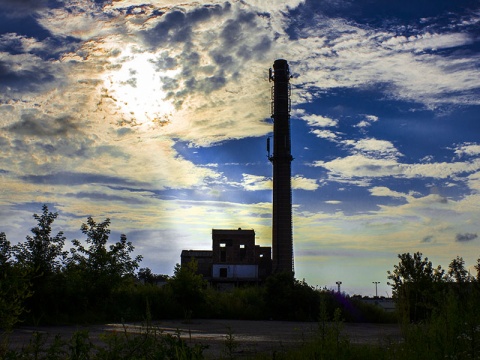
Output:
269,59,294,274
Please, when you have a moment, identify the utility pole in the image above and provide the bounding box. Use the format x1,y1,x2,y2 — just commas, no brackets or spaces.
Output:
336,281,342,293
373,281,380,297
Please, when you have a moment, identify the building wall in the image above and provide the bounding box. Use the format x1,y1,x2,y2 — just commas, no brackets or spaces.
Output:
180,229,272,284
180,250,212,278
212,229,256,264
212,264,258,279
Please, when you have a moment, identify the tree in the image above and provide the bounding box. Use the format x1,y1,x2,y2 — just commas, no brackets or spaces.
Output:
264,272,320,321
447,256,470,283
12,205,67,323
0,232,32,334
14,204,67,275
138,267,155,284
0,232,12,271
168,260,207,318
68,217,142,313
387,252,445,322
475,258,480,281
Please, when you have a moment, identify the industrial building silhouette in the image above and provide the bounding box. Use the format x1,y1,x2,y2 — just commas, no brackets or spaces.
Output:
181,59,294,286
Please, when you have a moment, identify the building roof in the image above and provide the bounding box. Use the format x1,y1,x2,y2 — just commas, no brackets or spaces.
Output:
181,250,213,257
212,228,255,235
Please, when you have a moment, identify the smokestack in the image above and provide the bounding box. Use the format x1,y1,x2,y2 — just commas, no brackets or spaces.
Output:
269,59,294,274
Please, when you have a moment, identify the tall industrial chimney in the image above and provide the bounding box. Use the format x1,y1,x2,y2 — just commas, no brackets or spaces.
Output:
268,59,294,274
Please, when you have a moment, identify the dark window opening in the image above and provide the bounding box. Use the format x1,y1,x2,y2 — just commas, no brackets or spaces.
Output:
219,268,227,278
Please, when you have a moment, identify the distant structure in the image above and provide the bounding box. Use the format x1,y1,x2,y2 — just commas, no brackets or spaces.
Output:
181,228,272,288
180,59,294,284
268,59,294,274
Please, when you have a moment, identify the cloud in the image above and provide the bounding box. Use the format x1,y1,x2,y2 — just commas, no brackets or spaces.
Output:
455,233,478,242
292,175,318,191
0,52,61,96
300,113,338,127
355,114,378,128
6,112,79,137
36,2,119,40
0,0,50,17
314,154,480,181
240,174,318,191
312,129,338,140
291,15,480,108
343,138,401,158
241,174,272,191
369,187,407,199
454,143,480,158
422,235,434,243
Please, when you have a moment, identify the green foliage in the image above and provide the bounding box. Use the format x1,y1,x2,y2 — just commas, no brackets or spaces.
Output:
385,252,480,359
387,252,444,322
207,286,266,320
168,260,208,319
14,205,67,275
10,205,68,324
2,327,206,360
0,266,32,331
264,272,320,321
66,216,142,319
222,326,238,360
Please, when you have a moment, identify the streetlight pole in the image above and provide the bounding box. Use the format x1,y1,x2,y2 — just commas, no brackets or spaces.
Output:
372,281,380,297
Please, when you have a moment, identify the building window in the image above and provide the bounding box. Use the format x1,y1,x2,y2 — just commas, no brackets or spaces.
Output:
219,267,227,278
239,244,246,261
220,250,226,262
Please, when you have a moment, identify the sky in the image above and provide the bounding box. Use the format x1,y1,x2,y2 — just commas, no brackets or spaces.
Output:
1,0,479,296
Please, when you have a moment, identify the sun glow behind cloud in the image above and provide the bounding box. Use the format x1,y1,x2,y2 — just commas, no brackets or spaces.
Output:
102,46,179,129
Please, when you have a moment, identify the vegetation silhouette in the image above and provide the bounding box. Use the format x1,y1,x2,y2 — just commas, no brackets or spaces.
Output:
2,205,480,358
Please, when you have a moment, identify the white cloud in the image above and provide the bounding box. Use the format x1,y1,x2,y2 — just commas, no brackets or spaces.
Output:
355,114,379,128
292,175,318,190
241,174,272,191
301,113,338,127
312,129,338,140
240,174,318,191
454,143,480,158
314,154,480,180
369,186,407,199
290,18,480,107
382,33,473,53
344,138,401,158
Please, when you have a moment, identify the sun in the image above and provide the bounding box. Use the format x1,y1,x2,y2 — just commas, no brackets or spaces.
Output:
102,46,180,129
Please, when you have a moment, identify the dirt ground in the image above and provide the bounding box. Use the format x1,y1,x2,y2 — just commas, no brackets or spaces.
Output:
6,319,402,358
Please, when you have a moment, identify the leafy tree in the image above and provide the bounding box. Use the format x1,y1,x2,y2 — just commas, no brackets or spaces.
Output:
137,267,168,285
12,205,67,323
68,217,142,314
447,256,470,283
475,258,480,281
0,232,32,334
14,204,67,275
168,260,207,318
387,252,445,322
0,232,12,270
264,272,320,321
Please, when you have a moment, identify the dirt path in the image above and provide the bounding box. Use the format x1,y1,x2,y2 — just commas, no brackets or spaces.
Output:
6,319,401,358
